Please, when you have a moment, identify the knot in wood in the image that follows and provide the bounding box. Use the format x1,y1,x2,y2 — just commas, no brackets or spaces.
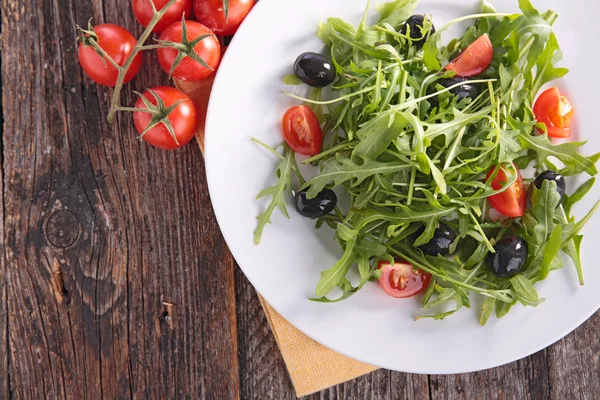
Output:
45,210,80,248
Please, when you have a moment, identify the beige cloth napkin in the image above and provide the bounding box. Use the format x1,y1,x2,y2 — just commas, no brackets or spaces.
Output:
175,78,377,397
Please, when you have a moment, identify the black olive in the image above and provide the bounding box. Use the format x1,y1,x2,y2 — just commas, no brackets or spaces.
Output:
295,189,337,219
293,52,336,88
415,223,457,256
487,236,528,278
400,15,436,49
428,77,481,106
534,170,566,205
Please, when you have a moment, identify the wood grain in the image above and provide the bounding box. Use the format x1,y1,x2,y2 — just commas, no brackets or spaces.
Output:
235,267,297,400
2,0,238,398
1,0,600,398
430,350,549,400
1,47,8,398
547,313,600,400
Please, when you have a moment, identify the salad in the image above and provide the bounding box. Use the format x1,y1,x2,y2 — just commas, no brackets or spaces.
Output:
253,0,600,324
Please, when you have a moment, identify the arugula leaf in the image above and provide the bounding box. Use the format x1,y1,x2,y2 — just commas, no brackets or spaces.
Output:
418,286,470,321
375,0,418,28
540,224,562,281
480,296,496,326
481,0,497,14
283,73,302,85
253,145,294,244
518,133,598,176
498,129,522,163
510,274,544,307
353,114,401,159
354,206,456,232
302,155,412,198
562,235,584,285
423,107,492,144
530,33,568,98
315,233,357,297
424,13,509,71
311,279,369,303
356,239,387,279
318,18,357,47
563,178,596,219
524,180,560,257
561,200,600,242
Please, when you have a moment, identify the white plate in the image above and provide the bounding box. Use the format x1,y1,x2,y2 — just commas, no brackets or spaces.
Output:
205,0,600,373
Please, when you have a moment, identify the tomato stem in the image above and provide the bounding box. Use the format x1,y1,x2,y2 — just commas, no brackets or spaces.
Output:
139,44,165,51
107,0,179,123
86,38,122,70
115,106,152,113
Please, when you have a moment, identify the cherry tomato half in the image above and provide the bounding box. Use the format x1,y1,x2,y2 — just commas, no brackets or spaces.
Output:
533,87,574,139
281,106,323,156
194,0,256,36
378,260,432,298
132,0,192,33
78,24,142,87
445,34,493,77
133,87,198,150
487,164,527,218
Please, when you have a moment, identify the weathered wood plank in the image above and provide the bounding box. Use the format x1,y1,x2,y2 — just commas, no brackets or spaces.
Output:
547,312,600,400
2,0,239,398
429,350,549,400
235,267,297,400
390,372,430,400
305,370,392,400
0,47,8,400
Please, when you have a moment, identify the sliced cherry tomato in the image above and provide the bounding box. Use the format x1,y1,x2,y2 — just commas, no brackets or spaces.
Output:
487,164,527,218
78,24,142,87
378,260,432,298
132,0,192,33
445,34,493,77
194,0,256,36
133,87,198,150
157,20,221,81
533,87,574,139
281,106,323,156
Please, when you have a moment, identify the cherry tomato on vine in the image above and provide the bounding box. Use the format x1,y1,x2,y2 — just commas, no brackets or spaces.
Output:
486,164,527,218
132,0,193,33
281,105,323,156
193,0,256,36
445,34,493,77
533,87,574,139
133,87,198,150
77,24,142,87
157,20,221,81
378,260,432,298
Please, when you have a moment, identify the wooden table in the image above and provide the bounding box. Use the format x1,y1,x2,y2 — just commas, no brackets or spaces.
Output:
1,0,599,398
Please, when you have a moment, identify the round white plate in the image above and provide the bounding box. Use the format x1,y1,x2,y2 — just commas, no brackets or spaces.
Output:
205,0,600,373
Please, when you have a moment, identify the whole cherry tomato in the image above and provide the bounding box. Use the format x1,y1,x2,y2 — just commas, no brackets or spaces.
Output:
78,24,142,87
194,0,256,36
133,87,198,150
132,0,193,33
157,20,221,81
